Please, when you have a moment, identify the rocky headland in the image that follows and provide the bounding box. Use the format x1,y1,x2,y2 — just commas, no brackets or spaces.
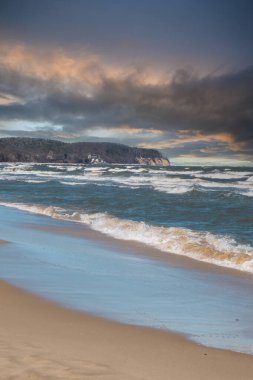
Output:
0,138,170,166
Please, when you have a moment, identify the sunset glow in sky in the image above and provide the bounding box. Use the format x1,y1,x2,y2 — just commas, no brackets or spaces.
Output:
0,0,253,164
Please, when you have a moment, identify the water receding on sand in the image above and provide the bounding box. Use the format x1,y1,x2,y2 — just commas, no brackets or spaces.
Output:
0,205,253,355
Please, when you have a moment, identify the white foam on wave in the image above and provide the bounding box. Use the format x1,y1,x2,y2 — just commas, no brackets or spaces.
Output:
1,170,252,196
25,180,50,183
1,163,253,197
106,175,196,194
1,202,253,274
238,190,253,197
193,172,252,180
106,174,253,195
84,167,107,172
166,170,203,175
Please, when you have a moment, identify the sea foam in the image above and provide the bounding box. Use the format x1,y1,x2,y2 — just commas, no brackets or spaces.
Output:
1,202,253,274
1,163,253,196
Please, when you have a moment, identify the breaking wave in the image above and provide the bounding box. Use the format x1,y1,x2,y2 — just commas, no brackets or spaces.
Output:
0,163,253,196
1,202,253,274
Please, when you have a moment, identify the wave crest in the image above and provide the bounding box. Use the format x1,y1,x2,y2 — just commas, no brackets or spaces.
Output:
1,202,253,273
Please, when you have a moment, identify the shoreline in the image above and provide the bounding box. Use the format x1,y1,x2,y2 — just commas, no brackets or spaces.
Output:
27,219,253,280
1,278,253,380
2,202,253,278
1,205,253,358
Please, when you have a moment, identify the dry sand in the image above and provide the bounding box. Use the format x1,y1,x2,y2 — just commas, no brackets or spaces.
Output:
0,279,253,380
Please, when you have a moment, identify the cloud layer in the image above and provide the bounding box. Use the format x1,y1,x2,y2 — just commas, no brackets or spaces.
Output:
0,42,252,159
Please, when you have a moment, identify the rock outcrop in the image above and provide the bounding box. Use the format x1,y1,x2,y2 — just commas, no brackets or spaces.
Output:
135,157,170,166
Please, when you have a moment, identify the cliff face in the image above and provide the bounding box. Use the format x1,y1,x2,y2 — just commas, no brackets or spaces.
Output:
0,138,170,165
135,157,170,166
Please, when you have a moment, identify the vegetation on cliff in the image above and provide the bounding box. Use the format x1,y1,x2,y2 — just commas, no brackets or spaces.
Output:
0,138,169,165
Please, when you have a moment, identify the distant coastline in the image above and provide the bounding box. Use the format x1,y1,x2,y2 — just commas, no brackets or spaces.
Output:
0,137,170,166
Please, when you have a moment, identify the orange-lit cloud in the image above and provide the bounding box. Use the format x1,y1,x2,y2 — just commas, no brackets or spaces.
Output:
106,126,163,135
0,40,252,159
0,41,165,92
139,132,235,149
0,92,21,105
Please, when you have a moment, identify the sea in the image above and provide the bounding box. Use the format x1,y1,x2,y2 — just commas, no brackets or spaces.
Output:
0,162,253,354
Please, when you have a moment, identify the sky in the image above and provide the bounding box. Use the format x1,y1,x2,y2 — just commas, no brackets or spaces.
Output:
0,0,252,165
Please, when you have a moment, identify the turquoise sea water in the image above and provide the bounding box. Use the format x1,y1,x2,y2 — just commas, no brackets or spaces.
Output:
0,163,253,354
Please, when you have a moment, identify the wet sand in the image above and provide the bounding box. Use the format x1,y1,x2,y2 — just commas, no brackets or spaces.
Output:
28,221,253,279
0,278,253,380
1,213,253,379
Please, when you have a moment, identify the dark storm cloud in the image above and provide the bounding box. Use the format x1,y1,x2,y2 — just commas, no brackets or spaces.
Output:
1,0,253,161
0,56,252,154
44,67,253,153
134,67,253,148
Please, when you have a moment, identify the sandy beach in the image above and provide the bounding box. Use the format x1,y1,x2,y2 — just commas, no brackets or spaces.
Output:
0,279,253,380
1,206,253,379
1,0,253,377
